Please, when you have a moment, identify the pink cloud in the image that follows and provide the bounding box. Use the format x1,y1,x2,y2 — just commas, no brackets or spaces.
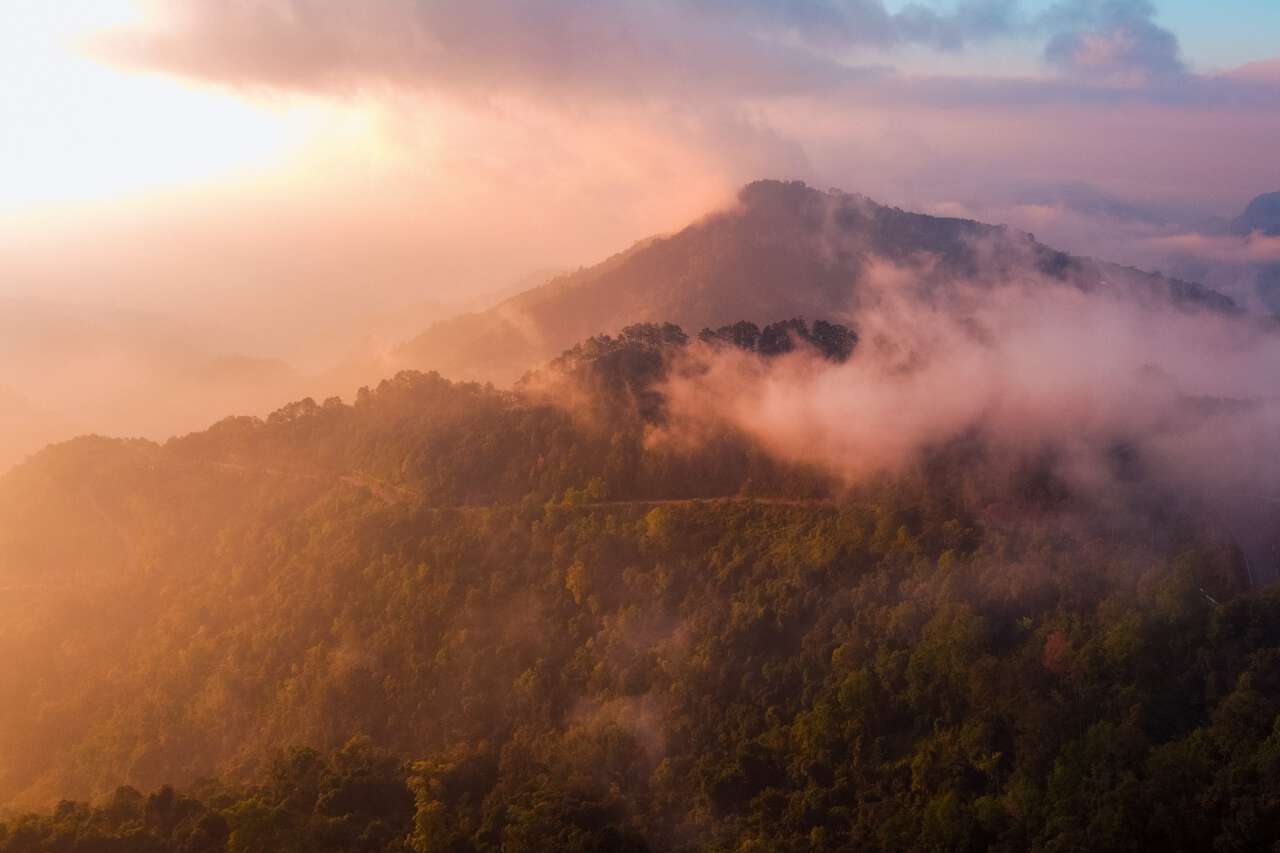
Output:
1146,232,1280,266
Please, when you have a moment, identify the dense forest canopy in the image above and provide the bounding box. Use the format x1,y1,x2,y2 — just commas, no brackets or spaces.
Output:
2,318,1280,851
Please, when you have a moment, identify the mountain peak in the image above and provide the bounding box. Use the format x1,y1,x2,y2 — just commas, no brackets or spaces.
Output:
396,181,1236,383
737,178,836,208
1231,191,1280,236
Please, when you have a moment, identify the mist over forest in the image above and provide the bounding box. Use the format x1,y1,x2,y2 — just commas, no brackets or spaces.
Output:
6,1,1280,851
5,180,1280,851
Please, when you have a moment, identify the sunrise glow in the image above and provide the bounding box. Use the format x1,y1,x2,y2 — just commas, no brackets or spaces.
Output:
3,4,1280,844
0,1,332,213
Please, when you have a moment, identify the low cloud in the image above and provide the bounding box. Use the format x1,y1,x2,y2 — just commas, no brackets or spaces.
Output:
1146,232,1280,266
656,257,1280,522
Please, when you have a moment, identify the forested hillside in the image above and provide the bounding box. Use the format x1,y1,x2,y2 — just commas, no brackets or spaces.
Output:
2,320,1279,851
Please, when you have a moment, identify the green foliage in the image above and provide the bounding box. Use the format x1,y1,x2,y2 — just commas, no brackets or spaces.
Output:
698,319,857,363
0,739,409,853
0,324,1275,851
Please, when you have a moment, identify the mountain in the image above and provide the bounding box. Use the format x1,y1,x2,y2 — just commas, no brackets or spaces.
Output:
1222,191,1280,314
1230,191,1280,236
3,317,1280,851
0,388,63,482
397,180,1237,383
1,183,1276,851
0,387,46,467
0,297,306,474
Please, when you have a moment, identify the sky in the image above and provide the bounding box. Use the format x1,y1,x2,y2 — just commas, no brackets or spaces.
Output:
881,0,1280,71
4,1,1278,303
1,0,1279,469
1057,0,1280,69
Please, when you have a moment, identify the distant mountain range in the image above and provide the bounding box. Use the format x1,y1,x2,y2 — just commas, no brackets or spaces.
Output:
0,296,309,475
397,180,1239,383
1230,191,1280,314
1181,190,1280,313
1230,191,1280,237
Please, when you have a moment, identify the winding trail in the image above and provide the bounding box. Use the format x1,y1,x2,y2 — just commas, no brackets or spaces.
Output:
206,459,414,506
202,459,835,512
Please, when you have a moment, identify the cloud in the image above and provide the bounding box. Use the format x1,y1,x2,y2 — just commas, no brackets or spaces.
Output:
1146,233,1280,266
1039,0,1184,84
97,0,885,98
654,257,1280,545
1226,58,1280,84
97,1,1280,113
718,0,1023,52
894,0,1022,50
97,0,1193,102
97,1,1038,101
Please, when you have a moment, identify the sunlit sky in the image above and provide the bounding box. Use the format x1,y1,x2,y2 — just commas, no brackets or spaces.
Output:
0,1,376,214
4,0,1278,218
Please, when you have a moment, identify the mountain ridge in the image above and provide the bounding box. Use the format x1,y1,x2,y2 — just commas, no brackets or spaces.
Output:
396,179,1239,383
1231,191,1280,236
